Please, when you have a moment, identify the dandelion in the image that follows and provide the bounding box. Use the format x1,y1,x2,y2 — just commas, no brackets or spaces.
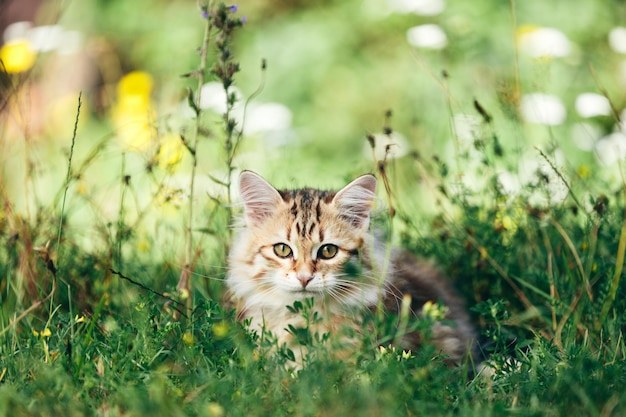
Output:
0,39,37,73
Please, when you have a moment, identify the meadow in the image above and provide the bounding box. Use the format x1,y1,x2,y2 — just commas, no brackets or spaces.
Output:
1,0,626,415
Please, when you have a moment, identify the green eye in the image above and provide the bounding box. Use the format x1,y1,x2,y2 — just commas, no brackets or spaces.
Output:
273,243,293,258
317,244,338,260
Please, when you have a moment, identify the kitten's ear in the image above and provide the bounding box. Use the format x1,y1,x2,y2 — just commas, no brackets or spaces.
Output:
333,174,377,229
239,171,284,226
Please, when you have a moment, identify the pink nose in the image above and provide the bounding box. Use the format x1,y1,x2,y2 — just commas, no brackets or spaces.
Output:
297,274,314,288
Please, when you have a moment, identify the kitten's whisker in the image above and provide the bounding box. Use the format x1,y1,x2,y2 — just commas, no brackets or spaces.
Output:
172,260,230,270
192,272,228,281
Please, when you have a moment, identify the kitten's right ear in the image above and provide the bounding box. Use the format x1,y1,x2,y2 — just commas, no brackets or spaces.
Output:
333,174,377,229
239,171,284,226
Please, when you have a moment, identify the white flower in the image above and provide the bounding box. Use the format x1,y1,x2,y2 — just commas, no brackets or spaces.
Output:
595,132,626,166
608,27,626,54
3,21,32,42
388,0,445,16
198,82,242,114
518,27,572,58
497,170,521,196
406,24,447,49
452,114,482,143
575,93,611,118
3,22,83,55
244,103,292,135
520,93,566,126
571,122,602,151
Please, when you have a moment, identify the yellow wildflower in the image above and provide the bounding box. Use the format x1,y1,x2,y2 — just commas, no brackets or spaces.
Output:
401,350,413,360
502,215,514,231
515,25,541,41
118,71,154,98
157,133,184,170
0,40,36,73
422,301,449,321
178,287,190,300
136,236,151,253
182,331,195,346
111,71,156,151
212,321,229,339
207,402,225,417
577,165,590,179
75,180,89,196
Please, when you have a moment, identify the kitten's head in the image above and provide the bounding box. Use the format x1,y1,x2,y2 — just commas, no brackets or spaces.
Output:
228,171,380,311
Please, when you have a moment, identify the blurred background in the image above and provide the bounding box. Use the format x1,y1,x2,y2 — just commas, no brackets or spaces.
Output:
1,0,626,264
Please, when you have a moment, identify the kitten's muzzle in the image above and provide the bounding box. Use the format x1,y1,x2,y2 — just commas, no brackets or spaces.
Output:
297,273,314,288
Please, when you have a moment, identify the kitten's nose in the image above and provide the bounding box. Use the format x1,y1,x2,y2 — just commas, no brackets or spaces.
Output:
297,274,314,288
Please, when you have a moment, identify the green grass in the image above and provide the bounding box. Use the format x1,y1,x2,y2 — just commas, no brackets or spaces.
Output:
2,0,626,415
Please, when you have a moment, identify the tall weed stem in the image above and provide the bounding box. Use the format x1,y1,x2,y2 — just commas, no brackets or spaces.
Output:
597,171,626,329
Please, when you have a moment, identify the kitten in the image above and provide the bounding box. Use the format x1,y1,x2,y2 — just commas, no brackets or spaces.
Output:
226,171,479,366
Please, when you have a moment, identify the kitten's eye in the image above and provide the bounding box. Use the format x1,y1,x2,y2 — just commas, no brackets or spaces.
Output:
317,244,338,260
273,243,293,258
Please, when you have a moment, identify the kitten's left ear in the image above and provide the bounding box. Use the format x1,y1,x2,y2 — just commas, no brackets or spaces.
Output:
333,174,377,229
239,171,284,226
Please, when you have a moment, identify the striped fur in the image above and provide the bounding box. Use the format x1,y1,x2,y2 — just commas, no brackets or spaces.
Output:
226,171,478,366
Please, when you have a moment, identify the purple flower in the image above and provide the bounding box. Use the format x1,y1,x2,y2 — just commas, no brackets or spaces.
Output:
201,10,209,19
240,15,247,24
228,4,238,13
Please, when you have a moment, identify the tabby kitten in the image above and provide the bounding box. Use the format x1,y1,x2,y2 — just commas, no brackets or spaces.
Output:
226,171,479,365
